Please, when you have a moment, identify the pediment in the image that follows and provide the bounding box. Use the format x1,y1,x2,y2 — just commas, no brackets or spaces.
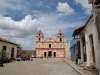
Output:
45,38,55,42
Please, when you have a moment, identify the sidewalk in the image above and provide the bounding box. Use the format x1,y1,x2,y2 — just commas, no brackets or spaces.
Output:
63,58,97,75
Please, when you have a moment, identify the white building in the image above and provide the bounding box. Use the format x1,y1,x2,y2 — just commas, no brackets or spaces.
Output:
72,15,99,69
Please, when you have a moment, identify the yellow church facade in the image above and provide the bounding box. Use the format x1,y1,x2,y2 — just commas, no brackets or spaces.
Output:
36,30,66,58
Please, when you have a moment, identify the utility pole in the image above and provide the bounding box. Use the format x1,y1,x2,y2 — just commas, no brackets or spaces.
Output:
88,0,100,75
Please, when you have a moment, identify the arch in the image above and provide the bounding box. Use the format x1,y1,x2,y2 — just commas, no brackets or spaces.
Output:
11,47,14,57
54,52,56,57
39,33,40,36
39,38,41,41
2,45,7,50
48,51,52,57
60,33,62,36
49,44,51,48
44,52,47,57
60,38,62,42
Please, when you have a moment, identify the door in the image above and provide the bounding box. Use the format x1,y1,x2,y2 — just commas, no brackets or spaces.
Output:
11,48,14,57
54,52,56,57
44,52,46,57
48,51,52,57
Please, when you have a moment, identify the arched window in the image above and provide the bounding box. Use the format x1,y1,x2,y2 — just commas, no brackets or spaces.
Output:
2,45,7,50
60,33,62,36
60,38,62,42
39,38,41,41
39,33,40,36
49,44,51,48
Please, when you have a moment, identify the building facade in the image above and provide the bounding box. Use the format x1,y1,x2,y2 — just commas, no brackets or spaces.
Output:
36,30,65,58
0,37,18,59
70,37,78,62
72,15,99,69
65,40,70,59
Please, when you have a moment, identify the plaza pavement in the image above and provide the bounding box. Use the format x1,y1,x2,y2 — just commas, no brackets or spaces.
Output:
63,58,97,75
0,58,80,75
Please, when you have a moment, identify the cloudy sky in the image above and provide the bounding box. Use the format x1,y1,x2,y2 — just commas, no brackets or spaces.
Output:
0,0,92,50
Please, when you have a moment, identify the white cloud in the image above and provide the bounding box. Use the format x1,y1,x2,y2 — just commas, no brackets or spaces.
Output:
75,0,92,15
0,0,27,10
56,2,74,14
0,0,89,50
0,14,85,50
0,15,40,49
0,15,40,37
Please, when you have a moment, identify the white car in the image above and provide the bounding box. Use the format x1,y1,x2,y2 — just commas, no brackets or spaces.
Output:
16,57,21,61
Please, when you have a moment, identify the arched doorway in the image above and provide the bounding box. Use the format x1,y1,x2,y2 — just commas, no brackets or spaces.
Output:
48,51,52,57
44,52,47,57
54,52,56,57
11,48,14,57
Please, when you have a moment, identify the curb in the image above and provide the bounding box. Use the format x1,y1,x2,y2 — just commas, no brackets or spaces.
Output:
63,58,84,75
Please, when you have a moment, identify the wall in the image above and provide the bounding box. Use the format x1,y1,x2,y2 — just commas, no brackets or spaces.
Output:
70,37,78,61
65,40,70,59
0,41,17,59
79,16,99,68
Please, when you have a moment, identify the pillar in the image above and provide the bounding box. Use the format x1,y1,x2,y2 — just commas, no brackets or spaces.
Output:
85,32,90,66
80,37,84,63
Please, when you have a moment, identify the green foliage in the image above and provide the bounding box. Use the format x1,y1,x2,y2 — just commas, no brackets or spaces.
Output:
0,50,8,57
22,51,27,54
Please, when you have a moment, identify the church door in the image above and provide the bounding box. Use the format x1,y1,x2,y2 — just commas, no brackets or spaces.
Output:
44,52,46,57
54,52,56,57
48,51,52,57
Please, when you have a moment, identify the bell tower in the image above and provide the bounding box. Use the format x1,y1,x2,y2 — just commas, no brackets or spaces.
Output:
36,30,44,42
57,30,64,42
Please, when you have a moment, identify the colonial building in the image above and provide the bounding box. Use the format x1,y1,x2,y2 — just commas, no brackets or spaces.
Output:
72,15,99,69
36,30,66,58
0,37,18,59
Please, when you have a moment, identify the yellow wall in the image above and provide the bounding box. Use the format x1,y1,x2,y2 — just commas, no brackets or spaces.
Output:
0,41,17,59
65,41,70,59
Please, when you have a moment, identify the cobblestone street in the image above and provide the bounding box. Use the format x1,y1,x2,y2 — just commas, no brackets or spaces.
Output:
0,58,80,75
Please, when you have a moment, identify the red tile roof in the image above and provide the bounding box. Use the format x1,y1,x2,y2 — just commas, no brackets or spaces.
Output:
0,37,18,45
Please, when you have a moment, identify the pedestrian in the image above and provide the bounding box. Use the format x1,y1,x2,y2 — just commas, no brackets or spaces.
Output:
75,54,78,64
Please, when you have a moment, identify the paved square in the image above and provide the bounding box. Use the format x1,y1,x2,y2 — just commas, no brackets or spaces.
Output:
0,58,80,75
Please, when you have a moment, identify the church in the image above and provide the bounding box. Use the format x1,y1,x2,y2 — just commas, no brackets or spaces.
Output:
36,30,66,58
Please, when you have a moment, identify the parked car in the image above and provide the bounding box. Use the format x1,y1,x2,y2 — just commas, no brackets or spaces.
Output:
16,57,21,61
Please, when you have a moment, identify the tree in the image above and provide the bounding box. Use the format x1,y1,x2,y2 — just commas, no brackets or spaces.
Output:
0,50,8,57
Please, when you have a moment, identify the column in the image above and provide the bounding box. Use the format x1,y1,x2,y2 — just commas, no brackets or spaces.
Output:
80,37,83,63
52,51,54,57
47,51,48,57
85,32,90,66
